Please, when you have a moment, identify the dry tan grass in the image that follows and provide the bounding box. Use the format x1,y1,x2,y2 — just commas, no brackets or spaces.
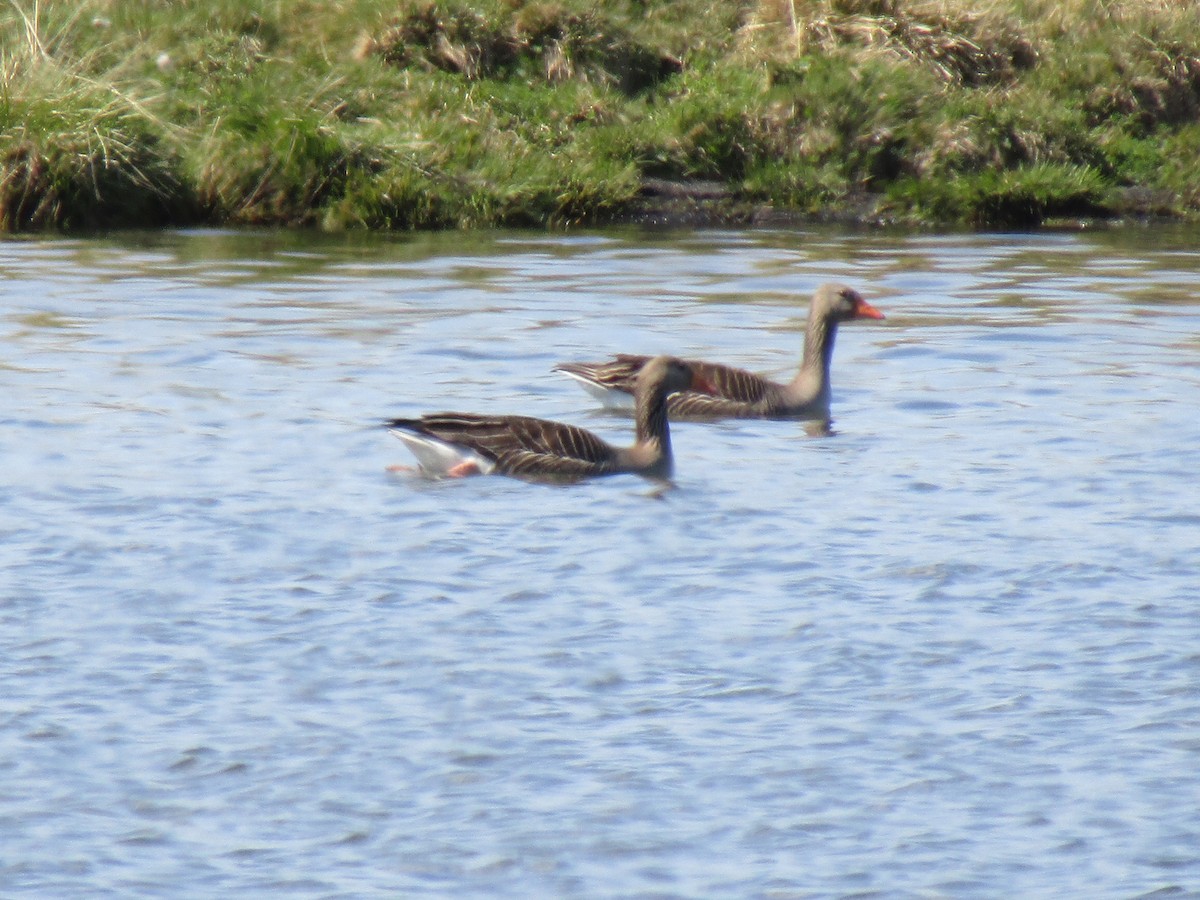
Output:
747,0,1039,84
364,3,681,94
751,0,1198,84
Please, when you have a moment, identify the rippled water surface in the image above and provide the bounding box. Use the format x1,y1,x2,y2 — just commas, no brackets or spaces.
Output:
3,226,1199,897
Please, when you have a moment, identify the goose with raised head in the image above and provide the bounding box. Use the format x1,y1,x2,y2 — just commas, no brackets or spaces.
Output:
554,283,884,420
386,355,716,481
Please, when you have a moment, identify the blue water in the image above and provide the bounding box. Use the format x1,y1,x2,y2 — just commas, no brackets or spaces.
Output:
2,226,1199,897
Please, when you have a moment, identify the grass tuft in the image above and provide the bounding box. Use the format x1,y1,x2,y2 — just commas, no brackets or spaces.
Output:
0,34,193,230
363,1,682,95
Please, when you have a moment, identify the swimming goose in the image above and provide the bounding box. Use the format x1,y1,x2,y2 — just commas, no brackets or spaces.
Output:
386,355,716,481
554,283,884,420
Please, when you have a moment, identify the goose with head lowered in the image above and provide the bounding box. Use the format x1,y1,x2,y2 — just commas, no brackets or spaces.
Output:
554,283,884,421
386,355,717,481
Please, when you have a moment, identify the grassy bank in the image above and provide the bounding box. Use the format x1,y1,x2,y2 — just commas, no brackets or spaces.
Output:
3,0,1199,232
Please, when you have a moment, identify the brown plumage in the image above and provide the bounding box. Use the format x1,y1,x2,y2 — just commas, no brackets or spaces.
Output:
555,283,884,420
386,356,716,481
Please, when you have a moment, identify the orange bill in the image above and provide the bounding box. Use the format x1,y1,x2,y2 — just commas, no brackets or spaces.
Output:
854,297,885,320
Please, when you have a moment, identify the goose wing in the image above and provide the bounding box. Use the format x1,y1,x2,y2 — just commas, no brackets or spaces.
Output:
683,360,776,404
553,354,649,392
556,354,774,405
392,413,620,475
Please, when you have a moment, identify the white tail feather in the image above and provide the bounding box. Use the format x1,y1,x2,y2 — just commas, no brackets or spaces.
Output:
390,429,496,476
556,371,635,410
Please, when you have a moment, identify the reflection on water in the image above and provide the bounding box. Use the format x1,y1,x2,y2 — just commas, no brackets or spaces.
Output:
2,226,1200,897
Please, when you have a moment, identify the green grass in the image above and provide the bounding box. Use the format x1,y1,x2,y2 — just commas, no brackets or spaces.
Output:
3,0,1200,231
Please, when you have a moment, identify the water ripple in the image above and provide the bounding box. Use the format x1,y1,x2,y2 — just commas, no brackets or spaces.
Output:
2,227,1200,896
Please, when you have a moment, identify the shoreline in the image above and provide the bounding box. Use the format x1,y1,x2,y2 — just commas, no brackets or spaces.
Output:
4,0,1199,234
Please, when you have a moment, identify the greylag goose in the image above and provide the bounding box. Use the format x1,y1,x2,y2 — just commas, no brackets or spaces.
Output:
554,283,884,420
386,355,716,481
